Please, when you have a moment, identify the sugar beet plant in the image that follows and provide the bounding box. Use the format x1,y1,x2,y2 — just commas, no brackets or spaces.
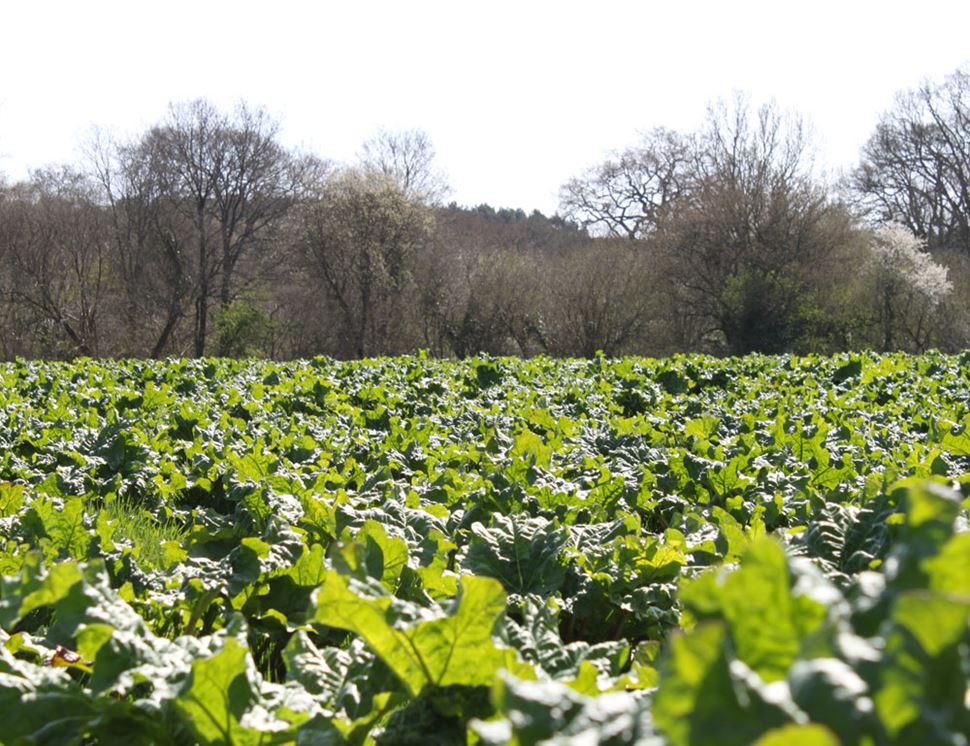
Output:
0,352,968,744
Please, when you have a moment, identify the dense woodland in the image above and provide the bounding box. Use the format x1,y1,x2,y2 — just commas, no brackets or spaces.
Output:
0,66,968,360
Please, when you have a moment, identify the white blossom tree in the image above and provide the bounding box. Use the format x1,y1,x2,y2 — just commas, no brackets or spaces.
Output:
851,67,970,255
868,224,953,350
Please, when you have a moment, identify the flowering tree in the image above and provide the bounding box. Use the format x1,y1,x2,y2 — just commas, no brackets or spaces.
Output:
868,224,952,350
852,67,970,255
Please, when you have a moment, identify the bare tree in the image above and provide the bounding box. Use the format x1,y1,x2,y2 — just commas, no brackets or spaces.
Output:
851,67,970,255
90,130,193,357
0,168,110,356
210,106,320,307
543,241,657,356
91,100,309,356
418,206,592,357
559,128,691,239
658,99,848,354
149,100,224,356
359,128,450,205
417,243,546,358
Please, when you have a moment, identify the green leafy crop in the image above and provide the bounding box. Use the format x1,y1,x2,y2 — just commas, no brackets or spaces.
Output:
0,352,967,743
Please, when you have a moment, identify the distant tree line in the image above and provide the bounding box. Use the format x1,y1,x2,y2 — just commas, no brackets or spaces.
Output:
0,67,968,360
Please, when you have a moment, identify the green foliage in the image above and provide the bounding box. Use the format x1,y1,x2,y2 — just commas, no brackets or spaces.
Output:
654,480,970,746
213,298,275,358
720,270,814,355
312,572,518,696
100,495,188,570
461,514,568,596
0,353,969,742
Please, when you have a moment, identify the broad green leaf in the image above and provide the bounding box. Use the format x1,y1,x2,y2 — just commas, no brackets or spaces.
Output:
504,598,628,682
681,539,826,683
721,540,825,682
892,591,970,658
313,572,512,695
0,685,167,746
0,554,84,629
874,591,970,740
0,642,171,744
333,520,409,590
923,532,970,597
898,479,962,532
939,416,970,456
787,659,876,744
888,480,963,591
0,482,26,518
475,672,657,746
510,428,553,470
752,724,840,745
461,515,568,596
174,636,296,745
653,622,793,746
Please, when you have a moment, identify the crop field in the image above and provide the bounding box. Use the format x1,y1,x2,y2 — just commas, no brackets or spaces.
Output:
1,353,969,744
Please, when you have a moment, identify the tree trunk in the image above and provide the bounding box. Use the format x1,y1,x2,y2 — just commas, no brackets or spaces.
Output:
220,263,233,307
220,235,233,307
194,205,209,357
151,303,183,359
194,294,208,357
882,285,894,352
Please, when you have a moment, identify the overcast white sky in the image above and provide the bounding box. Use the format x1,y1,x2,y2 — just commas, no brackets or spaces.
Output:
1,0,968,214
